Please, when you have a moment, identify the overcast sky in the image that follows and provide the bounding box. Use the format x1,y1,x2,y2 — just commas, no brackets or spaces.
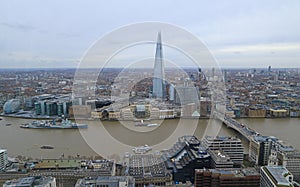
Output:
0,0,300,69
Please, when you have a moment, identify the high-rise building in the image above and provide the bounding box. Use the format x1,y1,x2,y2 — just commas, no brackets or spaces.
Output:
249,136,275,166
202,136,244,166
152,32,166,99
0,148,8,171
169,84,175,101
260,166,294,187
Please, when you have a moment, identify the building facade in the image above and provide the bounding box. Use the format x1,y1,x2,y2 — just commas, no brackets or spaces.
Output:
202,136,244,166
194,168,260,187
125,154,172,186
209,150,234,169
162,136,211,184
249,136,274,166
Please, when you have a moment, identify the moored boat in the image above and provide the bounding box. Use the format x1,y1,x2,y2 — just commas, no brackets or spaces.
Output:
20,118,88,129
40,145,54,149
135,120,158,127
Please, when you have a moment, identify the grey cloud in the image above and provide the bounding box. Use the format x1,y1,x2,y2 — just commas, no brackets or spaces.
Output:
1,22,35,32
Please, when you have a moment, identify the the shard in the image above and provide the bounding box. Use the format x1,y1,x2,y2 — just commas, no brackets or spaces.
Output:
152,32,166,99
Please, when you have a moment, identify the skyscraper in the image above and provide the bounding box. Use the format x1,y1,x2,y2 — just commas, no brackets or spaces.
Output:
152,32,166,99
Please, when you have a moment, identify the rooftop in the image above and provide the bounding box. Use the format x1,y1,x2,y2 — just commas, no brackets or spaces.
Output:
136,105,146,112
196,168,260,177
4,176,55,187
76,176,135,187
33,159,81,169
205,135,241,142
262,166,293,186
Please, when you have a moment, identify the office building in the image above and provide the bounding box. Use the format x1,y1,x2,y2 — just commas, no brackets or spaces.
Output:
75,176,135,187
209,150,234,169
202,136,244,166
278,151,300,183
247,106,266,118
194,168,260,187
169,84,175,101
152,32,166,99
45,101,57,116
125,154,172,186
159,109,175,119
120,108,134,120
150,107,160,119
3,176,56,187
0,148,8,171
249,136,275,166
135,105,147,118
162,136,211,183
260,166,294,187
175,86,199,105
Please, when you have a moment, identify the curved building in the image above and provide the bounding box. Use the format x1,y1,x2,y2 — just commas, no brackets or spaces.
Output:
3,99,20,114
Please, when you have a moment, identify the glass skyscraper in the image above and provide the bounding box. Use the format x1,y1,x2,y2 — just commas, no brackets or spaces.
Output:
152,32,166,99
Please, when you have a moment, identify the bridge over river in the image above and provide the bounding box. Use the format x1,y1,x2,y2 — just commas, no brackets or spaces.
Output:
214,112,260,142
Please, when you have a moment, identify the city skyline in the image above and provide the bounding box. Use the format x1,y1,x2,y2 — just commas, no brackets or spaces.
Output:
1,1,300,186
0,1,300,68
1,66,300,186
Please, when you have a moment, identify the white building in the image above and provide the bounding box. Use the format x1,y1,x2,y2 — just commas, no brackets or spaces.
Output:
202,136,244,166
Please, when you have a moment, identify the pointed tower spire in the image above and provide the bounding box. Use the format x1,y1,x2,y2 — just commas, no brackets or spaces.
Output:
153,32,165,99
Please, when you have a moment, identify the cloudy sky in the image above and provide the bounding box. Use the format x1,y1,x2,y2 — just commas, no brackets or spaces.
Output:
0,0,300,69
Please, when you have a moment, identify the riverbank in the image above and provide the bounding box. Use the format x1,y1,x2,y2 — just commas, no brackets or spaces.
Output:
1,116,299,160
2,111,300,121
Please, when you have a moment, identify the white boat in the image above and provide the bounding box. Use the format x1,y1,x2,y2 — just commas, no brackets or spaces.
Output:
147,123,158,127
135,120,158,127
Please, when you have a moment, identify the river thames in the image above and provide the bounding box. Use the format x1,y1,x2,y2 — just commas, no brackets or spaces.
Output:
0,117,299,162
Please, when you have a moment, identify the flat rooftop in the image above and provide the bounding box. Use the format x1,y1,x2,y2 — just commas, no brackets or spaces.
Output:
262,166,293,186
34,159,81,169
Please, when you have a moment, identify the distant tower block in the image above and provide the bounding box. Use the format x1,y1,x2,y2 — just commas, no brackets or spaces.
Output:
153,32,166,99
